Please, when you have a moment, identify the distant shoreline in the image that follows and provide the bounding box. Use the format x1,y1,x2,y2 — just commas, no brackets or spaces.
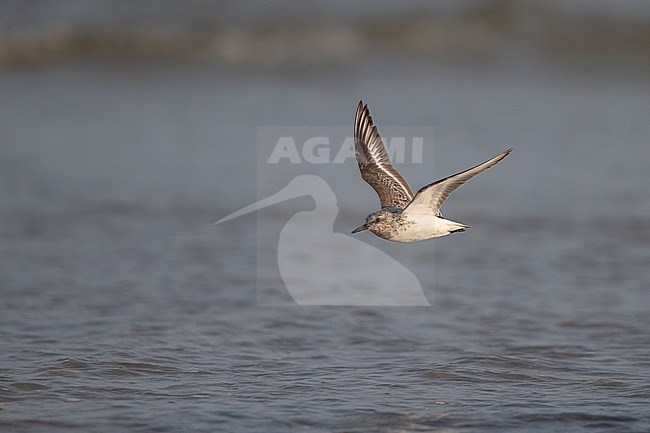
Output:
1,1,649,67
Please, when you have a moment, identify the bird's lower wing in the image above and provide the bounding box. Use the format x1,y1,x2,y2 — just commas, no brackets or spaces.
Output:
402,148,512,217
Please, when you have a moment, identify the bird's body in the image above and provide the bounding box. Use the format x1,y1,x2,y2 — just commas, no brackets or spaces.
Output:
352,101,511,242
362,209,469,243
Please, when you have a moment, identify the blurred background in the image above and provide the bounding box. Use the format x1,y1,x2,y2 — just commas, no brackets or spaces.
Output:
1,1,649,431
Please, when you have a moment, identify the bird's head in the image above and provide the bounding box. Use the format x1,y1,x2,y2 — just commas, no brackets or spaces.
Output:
351,210,392,234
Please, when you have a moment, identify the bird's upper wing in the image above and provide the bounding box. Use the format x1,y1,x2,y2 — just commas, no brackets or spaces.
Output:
403,148,512,217
355,101,414,210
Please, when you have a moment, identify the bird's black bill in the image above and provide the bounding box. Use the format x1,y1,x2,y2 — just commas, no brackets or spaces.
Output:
351,224,368,234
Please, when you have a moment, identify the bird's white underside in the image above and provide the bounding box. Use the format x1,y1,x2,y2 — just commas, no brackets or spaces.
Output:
380,213,468,243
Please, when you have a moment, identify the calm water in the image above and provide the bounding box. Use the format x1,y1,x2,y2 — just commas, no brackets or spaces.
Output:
1,54,650,432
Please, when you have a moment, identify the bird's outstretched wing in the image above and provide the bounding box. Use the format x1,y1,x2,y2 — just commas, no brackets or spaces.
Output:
403,148,512,217
355,101,414,210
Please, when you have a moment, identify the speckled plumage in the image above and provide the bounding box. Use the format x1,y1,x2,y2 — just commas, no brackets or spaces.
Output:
352,101,511,242
354,102,414,210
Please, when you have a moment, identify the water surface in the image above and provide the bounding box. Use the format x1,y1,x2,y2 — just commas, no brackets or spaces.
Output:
1,51,649,432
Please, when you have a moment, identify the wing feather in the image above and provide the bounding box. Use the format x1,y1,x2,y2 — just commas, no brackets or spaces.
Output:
354,101,414,210
403,148,512,217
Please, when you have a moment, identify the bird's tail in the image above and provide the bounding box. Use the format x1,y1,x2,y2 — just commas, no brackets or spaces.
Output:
446,219,471,234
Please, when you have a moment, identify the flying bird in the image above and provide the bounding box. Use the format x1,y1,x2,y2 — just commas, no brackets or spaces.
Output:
352,101,511,242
